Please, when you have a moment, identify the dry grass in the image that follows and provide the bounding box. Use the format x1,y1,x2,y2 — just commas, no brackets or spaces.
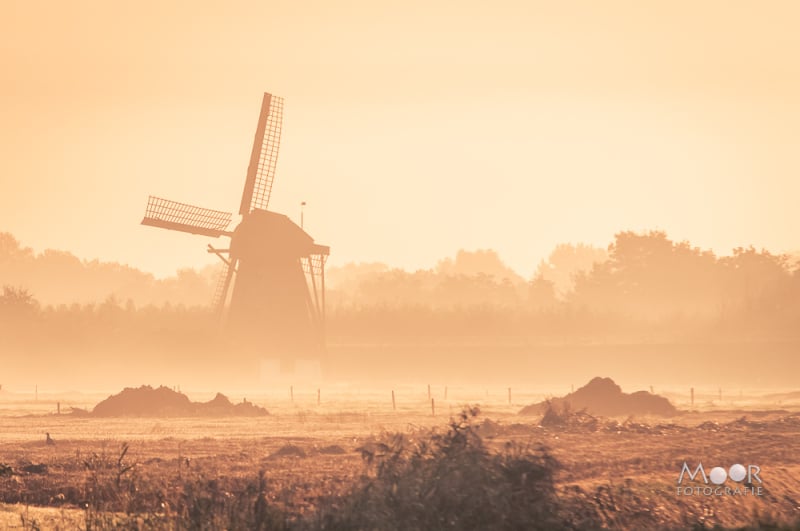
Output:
1,394,799,529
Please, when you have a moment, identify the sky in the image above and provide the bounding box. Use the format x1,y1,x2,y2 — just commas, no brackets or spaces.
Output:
2,1,799,278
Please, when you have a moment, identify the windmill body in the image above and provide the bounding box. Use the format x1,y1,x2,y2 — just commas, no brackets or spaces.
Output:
141,93,328,371
227,209,328,361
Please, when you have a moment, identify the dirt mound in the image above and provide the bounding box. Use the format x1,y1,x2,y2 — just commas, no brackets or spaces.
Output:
519,377,677,417
270,444,307,459
318,445,347,455
200,393,267,417
20,463,48,474
91,386,268,417
476,418,503,437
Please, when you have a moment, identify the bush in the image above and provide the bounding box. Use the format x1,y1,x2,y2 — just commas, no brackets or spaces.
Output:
540,400,598,430
313,406,564,530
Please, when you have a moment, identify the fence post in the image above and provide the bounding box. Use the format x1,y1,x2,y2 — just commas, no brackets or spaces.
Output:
392,390,396,411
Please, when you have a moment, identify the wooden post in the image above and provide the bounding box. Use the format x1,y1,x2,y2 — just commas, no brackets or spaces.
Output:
431,398,435,416
690,387,694,407
317,388,321,406
427,384,431,400
650,385,654,394
57,402,60,415
392,390,396,411
508,387,511,405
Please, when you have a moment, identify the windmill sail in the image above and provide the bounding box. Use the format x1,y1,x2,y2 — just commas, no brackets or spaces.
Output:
212,258,237,316
141,196,233,237
240,92,284,215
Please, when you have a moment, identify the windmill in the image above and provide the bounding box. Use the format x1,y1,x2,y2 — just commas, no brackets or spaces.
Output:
140,93,329,369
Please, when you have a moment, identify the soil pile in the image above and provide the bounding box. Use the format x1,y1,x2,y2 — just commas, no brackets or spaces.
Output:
270,444,307,459
91,386,268,417
520,377,677,417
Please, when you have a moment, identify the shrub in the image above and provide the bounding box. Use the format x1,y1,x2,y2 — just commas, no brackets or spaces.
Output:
313,406,564,530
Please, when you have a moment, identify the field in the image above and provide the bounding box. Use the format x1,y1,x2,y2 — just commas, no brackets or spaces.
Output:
1,385,799,530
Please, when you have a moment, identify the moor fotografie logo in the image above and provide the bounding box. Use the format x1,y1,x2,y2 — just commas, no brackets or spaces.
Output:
676,462,763,496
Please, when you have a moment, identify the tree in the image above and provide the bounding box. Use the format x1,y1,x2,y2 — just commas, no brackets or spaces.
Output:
436,249,525,285
528,274,557,310
535,243,607,298
0,286,40,320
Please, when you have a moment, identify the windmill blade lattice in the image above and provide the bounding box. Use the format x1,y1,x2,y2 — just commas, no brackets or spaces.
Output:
240,93,284,215
212,258,238,317
141,196,232,237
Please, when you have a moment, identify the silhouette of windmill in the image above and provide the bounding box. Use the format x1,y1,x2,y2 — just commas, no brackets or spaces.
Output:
141,93,329,367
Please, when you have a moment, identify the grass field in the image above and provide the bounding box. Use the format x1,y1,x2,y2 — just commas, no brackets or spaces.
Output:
1,386,799,529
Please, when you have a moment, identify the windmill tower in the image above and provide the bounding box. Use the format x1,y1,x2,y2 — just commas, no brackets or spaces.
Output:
140,93,329,371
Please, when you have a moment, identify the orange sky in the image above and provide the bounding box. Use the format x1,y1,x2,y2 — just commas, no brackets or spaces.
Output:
2,1,799,278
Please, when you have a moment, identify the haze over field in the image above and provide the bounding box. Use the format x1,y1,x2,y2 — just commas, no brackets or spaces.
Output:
2,229,798,390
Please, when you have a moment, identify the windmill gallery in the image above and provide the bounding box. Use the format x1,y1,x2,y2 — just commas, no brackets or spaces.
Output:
141,93,330,378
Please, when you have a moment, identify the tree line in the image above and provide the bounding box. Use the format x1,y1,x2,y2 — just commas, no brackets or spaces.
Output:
2,230,799,345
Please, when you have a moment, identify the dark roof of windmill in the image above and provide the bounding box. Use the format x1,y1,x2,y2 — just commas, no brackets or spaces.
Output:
234,209,329,256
